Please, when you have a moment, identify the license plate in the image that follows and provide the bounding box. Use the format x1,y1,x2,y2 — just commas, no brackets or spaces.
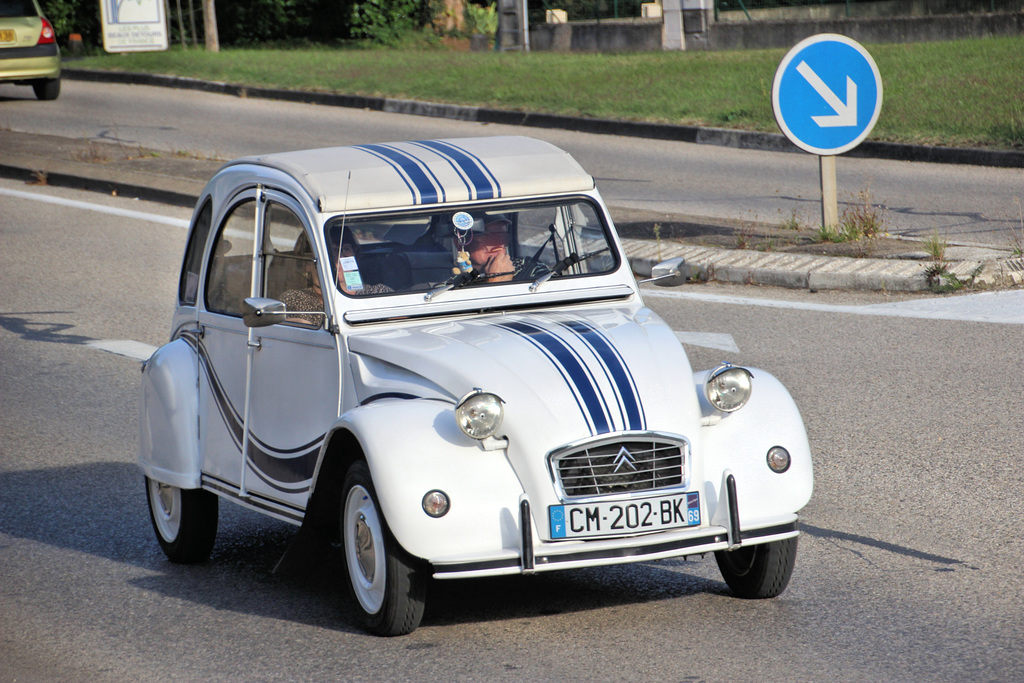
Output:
549,492,700,540
0,30,15,43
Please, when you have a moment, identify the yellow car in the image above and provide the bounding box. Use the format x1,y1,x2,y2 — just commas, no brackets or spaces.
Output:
0,0,60,100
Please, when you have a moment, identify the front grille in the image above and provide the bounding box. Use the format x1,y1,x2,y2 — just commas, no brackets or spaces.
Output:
551,437,687,498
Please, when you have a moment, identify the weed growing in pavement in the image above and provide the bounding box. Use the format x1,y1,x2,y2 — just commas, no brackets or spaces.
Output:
927,263,984,293
811,187,888,256
72,142,112,163
839,187,886,241
814,222,844,243
923,232,948,262
779,210,804,232
653,223,663,261
1011,198,1024,257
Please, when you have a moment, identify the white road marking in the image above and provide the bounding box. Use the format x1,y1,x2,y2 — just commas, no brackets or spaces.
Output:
645,289,1024,325
675,331,740,353
85,340,158,361
0,187,190,228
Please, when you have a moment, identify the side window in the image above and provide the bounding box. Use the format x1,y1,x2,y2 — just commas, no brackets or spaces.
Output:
205,199,256,317
178,199,213,305
263,203,325,328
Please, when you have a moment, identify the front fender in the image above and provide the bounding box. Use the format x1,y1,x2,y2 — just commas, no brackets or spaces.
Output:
335,399,526,562
696,368,813,528
138,338,201,489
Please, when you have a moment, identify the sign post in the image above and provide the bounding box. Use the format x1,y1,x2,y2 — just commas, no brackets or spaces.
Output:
771,34,882,231
99,0,169,53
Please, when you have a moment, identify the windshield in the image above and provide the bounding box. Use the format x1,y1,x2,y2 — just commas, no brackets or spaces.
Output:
323,198,617,297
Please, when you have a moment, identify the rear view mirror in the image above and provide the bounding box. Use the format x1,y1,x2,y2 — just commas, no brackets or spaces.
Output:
640,257,690,287
243,297,288,327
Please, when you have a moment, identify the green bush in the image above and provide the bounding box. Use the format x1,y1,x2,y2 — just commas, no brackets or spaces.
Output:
39,0,101,46
465,2,496,36
351,0,428,45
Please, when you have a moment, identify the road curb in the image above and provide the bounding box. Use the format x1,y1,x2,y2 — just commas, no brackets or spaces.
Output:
624,239,1024,292
63,68,1024,169
0,160,199,207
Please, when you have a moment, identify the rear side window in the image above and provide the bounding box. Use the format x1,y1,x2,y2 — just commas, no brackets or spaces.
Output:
0,1,39,18
205,200,256,317
178,200,213,306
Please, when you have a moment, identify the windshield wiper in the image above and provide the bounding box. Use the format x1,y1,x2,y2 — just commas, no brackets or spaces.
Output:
424,267,481,302
529,247,610,293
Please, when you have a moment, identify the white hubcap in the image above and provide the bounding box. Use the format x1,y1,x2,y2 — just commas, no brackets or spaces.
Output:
344,485,386,614
148,479,181,542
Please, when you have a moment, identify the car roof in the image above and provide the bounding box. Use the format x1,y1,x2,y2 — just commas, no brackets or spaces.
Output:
222,136,596,214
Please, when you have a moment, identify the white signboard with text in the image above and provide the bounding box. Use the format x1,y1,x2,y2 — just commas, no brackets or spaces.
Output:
100,0,168,52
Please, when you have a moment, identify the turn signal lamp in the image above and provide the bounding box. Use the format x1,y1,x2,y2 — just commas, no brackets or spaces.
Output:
38,19,55,45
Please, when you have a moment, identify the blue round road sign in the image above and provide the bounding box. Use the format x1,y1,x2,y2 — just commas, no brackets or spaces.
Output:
772,34,883,156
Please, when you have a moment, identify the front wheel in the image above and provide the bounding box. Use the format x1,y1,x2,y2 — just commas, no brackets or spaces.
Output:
145,477,218,563
715,536,797,599
342,460,426,636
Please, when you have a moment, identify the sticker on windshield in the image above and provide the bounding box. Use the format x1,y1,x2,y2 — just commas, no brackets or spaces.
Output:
340,256,364,292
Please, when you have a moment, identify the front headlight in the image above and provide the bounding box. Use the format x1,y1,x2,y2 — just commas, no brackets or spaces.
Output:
705,363,753,413
455,389,505,440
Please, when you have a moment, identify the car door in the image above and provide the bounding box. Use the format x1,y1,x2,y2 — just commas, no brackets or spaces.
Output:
244,192,340,511
197,188,340,517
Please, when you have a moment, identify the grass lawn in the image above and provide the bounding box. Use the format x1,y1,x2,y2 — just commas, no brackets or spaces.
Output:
74,36,1024,150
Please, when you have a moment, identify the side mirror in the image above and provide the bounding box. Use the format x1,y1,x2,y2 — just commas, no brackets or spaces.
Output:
243,297,288,328
639,257,690,287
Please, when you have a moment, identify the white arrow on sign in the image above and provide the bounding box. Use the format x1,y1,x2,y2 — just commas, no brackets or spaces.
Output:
796,60,857,128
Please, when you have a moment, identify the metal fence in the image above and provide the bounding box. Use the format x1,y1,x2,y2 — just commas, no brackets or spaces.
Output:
528,0,1013,24
713,0,1006,20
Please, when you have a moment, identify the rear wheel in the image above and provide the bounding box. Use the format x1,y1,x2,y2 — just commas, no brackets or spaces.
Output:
715,536,797,599
341,460,426,636
145,477,218,563
32,78,60,101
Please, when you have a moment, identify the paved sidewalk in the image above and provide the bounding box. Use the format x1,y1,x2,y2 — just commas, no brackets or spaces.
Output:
2,127,1021,292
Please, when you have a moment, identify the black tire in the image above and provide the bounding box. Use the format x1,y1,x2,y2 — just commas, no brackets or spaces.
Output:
145,476,218,564
32,78,60,101
341,460,426,636
715,536,798,599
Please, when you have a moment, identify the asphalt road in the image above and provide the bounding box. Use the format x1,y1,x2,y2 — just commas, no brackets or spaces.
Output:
1,180,1022,681
0,79,1022,248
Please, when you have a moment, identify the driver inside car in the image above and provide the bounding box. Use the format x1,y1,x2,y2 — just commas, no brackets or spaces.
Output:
465,214,546,283
468,216,516,282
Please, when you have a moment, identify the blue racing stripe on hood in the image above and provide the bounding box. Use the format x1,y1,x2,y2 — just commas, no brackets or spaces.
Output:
557,319,646,431
496,320,611,435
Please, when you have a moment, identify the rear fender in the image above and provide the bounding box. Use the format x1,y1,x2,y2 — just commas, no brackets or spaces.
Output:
138,338,201,489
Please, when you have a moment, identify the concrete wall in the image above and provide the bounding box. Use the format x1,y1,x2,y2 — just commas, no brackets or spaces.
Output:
530,19,663,51
718,0,1022,22
529,6,1024,51
702,11,1024,50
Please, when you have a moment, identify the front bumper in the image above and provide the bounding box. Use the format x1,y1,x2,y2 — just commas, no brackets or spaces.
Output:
431,513,800,579
0,43,60,82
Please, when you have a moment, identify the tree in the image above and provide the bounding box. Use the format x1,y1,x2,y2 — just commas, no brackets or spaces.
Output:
203,0,219,51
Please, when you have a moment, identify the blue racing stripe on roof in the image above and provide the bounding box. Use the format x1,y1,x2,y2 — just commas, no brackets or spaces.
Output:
416,139,501,200
355,144,443,204
407,141,475,198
